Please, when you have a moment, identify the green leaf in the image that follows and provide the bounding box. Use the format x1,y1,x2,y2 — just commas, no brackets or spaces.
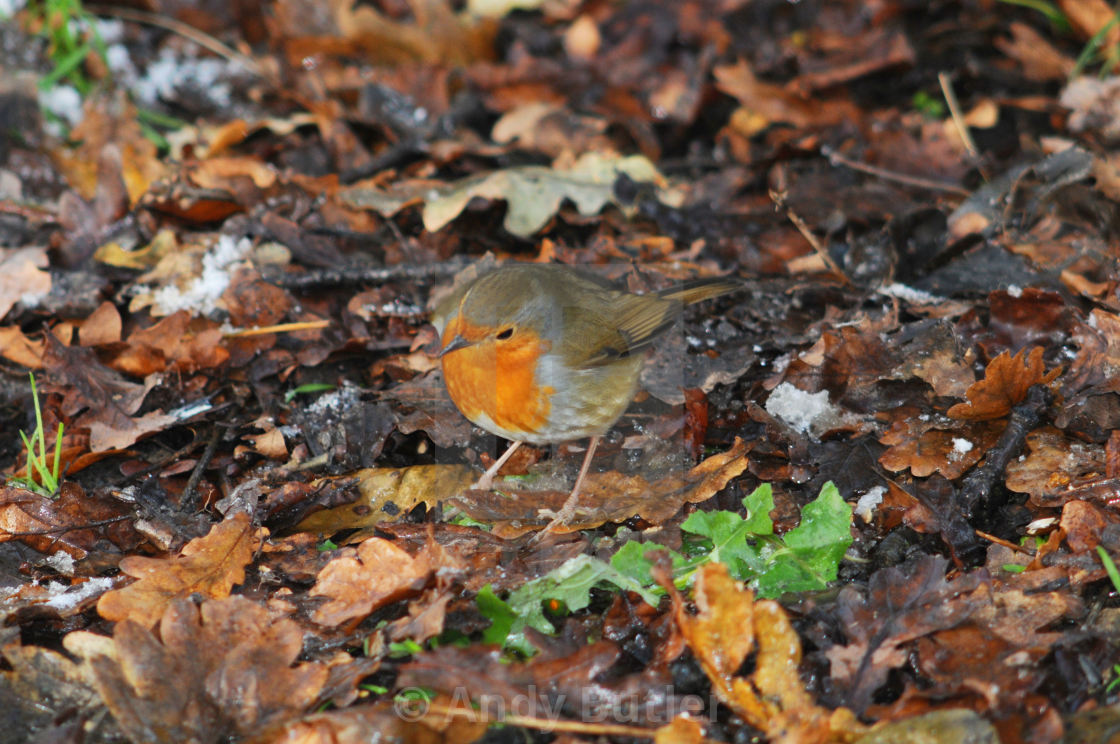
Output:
611,540,685,587
477,555,660,654
610,481,853,599
753,482,853,596
477,584,519,647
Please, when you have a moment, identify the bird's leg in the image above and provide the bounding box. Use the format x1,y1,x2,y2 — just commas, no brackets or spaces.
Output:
474,440,522,491
535,435,600,538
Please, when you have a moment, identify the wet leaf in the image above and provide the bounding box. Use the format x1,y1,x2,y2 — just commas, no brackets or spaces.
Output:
67,596,328,744
673,563,865,742
310,536,457,627
97,513,264,627
947,347,1061,420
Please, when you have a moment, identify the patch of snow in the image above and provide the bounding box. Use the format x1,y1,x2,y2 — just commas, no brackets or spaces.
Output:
38,84,83,128
42,577,115,611
765,383,833,435
0,0,26,18
879,283,943,304
134,45,233,108
151,234,252,317
854,486,885,523
44,551,75,577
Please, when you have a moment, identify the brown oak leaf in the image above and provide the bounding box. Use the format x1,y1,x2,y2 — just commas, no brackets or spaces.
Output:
310,537,456,627
947,346,1060,420
879,417,1003,479
97,513,264,627
66,596,327,744
669,563,864,743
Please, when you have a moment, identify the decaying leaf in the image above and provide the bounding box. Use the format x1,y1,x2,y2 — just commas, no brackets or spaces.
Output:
671,563,864,743
0,247,51,321
1005,427,1106,504
947,346,1060,420
450,438,751,538
878,417,1003,479
342,152,680,237
296,464,476,534
310,536,460,627
66,596,328,744
0,633,103,732
97,513,264,627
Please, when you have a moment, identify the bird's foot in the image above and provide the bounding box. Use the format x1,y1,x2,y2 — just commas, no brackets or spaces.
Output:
530,492,580,543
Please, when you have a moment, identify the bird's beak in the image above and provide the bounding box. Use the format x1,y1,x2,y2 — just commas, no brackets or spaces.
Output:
439,334,474,357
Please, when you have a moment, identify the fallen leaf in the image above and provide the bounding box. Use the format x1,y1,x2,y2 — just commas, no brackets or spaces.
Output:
672,563,865,743
296,465,476,534
97,513,264,627
450,438,751,538
68,596,327,743
343,153,678,237
714,58,859,129
0,325,44,367
879,418,1003,479
826,556,988,714
0,247,51,321
1005,427,1105,504
947,346,1061,420
310,536,457,627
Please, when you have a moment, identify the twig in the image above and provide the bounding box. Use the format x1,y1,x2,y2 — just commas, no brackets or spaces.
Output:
89,5,263,78
1,514,133,538
259,257,473,291
418,702,717,741
938,71,978,158
820,145,970,196
959,384,1053,515
975,529,1032,554
224,320,331,338
181,426,222,511
769,189,850,285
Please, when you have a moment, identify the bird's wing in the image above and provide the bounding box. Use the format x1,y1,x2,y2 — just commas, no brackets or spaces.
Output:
559,294,679,368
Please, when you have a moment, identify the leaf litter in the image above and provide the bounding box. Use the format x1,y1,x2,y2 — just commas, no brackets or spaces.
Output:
3,1,1120,743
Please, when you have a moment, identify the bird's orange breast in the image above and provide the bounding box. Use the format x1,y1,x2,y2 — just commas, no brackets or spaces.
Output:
441,316,556,438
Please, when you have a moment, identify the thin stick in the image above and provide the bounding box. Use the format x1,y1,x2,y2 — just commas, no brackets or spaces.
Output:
223,320,331,338
90,5,263,77
769,189,849,285
975,529,1033,554
2,515,133,537
938,71,978,158
419,702,716,740
820,145,970,196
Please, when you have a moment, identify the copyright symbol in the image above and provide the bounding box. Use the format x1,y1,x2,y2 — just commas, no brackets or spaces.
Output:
394,688,431,721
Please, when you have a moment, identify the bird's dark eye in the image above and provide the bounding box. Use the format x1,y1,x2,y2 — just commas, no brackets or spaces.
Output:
496,327,514,340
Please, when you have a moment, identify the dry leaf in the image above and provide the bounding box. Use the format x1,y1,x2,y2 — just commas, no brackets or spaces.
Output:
672,563,864,743
310,537,451,627
947,347,1060,420
68,596,327,743
97,513,264,627
296,465,476,534
451,438,751,538
0,247,51,321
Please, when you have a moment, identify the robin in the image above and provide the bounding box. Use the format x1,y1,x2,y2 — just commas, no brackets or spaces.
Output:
432,262,741,535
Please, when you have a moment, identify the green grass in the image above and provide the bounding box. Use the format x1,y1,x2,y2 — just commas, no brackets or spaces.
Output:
8,373,65,497
29,0,109,97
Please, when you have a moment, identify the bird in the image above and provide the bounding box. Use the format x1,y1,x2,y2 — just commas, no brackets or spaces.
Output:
431,262,741,535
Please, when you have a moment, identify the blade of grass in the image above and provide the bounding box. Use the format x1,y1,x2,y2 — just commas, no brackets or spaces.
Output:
52,422,64,487
38,40,92,91
30,374,46,468
997,0,1071,32
1097,546,1120,593
1072,14,1120,79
